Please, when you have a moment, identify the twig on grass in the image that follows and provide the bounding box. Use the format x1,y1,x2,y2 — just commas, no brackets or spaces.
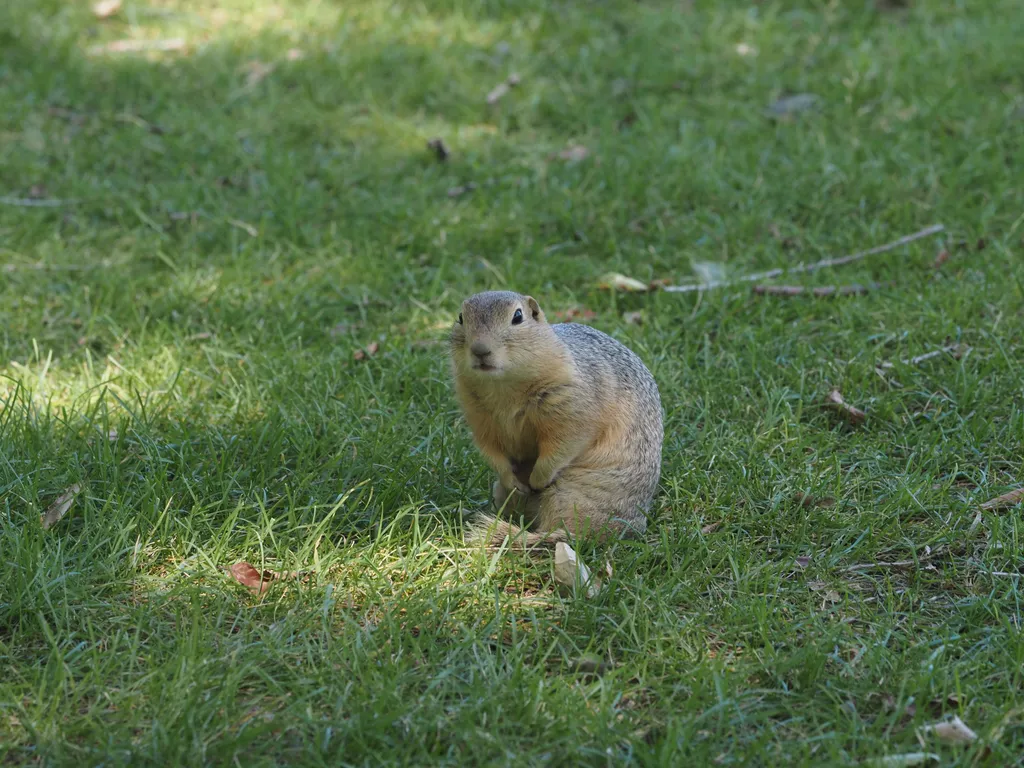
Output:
0,196,76,208
826,389,867,425
753,282,884,297
843,547,941,572
877,344,968,370
665,223,945,293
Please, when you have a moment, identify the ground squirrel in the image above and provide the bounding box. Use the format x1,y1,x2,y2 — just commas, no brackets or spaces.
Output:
450,291,663,548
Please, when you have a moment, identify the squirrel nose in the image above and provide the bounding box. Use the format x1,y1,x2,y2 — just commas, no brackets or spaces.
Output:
470,341,492,358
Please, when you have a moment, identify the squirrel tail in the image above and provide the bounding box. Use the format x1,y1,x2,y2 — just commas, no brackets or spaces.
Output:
464,513,568,551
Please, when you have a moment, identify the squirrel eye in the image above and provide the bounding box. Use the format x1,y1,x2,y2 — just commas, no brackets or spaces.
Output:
458,313,463,325
511,308,524,325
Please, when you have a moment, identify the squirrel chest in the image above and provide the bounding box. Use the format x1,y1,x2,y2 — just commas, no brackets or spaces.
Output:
458,380,572,464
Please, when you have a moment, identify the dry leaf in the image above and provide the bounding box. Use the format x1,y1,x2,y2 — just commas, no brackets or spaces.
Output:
648,277,673,290
826,389,867,425
623,311,644,325
40,484,82,530
554,542,599,598
354,341,379,361
918,715,977,745
980,487,1024,511
92,0,122,19
933,249,950,269
426,138,450,161
228,562,275,594
557,145,589,163
700,522,721,535
823,589,841,604
486,73,520,105
867,754,939,767
597,272,650,292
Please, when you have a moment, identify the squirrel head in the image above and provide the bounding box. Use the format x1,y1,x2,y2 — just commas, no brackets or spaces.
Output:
450,291,555,379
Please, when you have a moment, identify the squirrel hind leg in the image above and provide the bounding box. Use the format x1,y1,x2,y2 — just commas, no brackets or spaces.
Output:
533,481,649,542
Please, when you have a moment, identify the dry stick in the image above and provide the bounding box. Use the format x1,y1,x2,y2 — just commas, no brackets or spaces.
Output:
877,344,967,370
665,224,945,293
753,282,884,297
0,196,75,207
826,389,867,425
843,547,941,572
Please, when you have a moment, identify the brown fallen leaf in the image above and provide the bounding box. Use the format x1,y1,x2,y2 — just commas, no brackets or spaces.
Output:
557,145,589,163
426,138,450,161
354,341,380,361
92,0,122,19
933,249,950,269
623,311,644,325
597,272,650,292
917,715,977,745
700,521,721,535
228,562,275,594
486,73,521,105
980,487,1024,511
41,484,82,529
826,389,867,425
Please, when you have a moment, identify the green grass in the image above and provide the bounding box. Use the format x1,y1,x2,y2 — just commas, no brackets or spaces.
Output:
2,0,1023,764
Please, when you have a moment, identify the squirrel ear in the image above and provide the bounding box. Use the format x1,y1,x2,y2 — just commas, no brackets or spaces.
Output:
525,296,545,323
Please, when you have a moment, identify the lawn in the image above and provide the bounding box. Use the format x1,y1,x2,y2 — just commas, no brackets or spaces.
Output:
2,0,1023,764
